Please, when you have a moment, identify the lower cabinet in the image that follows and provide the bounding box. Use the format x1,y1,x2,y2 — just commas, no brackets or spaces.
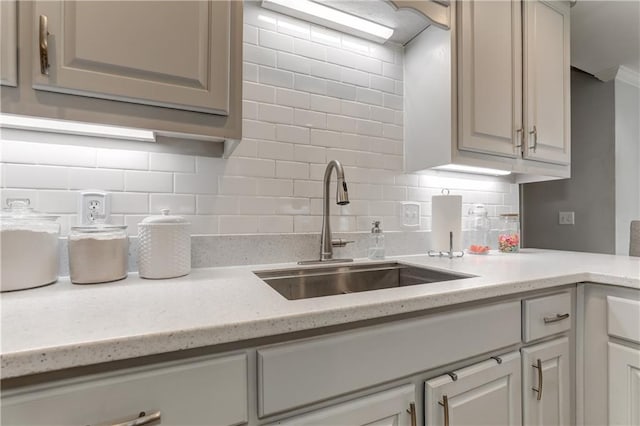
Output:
424,351,522,426
608,342,640,426
1,353,248,426
266,384,416,426
521,337,571,426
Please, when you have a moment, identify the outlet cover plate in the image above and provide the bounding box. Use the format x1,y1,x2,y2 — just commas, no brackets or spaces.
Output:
79,190,111,225
401,202,421,228
559,211,575,225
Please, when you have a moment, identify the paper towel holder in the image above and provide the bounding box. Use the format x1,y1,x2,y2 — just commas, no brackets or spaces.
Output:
428,231,465,259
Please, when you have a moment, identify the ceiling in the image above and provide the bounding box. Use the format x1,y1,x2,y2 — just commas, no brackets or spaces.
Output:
571,1,640,80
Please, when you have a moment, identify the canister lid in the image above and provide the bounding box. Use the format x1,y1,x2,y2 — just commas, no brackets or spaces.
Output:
140,209,189,225
71,224,128,233
468,204,488,217
1,198,59,221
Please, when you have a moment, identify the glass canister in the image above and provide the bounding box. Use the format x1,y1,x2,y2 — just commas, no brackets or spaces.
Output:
0,198,60,292
498,214,520,253
68,225,129,284
467,204,490,254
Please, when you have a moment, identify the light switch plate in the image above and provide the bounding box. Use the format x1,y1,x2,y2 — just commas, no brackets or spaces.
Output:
559,211,575,225
401,202,421,228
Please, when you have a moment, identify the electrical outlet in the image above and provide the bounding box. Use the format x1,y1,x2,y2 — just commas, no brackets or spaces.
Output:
79,190,110,225
401,202,421,228
559,211,575,225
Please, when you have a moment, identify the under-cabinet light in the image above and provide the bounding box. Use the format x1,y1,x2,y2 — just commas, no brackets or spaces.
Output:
434,164,512,176
261,0,394,43
0,114,156,142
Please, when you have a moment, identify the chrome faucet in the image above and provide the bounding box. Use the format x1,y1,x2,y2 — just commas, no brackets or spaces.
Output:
299,160,354,264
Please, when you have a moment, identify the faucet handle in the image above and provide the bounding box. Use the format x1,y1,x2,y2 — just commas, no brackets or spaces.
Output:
332,239,354,248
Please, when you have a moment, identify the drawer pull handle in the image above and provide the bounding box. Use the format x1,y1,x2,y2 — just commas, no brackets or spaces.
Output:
532,358,543,401
109,411,161,426
407,402,417,426
543,313,570,324
438,395,450,426
39,15,50,75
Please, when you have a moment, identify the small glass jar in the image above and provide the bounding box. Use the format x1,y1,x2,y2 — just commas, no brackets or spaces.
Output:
498,214,520,253
68,225,129,284
467,204,490,254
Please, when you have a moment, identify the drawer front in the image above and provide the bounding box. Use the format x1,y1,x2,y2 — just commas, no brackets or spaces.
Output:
258,301,521,416
523,292,572,342
1,353,248,426
608,295,640,344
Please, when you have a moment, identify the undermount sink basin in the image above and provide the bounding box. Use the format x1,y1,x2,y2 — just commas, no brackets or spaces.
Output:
254,262,473,300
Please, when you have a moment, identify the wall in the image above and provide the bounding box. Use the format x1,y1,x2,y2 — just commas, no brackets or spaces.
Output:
614,78,640,255
522,69,616,254
0,3,518,248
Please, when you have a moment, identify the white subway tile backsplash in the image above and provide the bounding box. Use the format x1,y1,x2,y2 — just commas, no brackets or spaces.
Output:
277,52,311,74
259,29,294,53
149,194,196,214
111,192,149,214
125,171,172,193
97,149,148,170
259,66,294,88
5,164,69,189
294,74,327,95
294,110,326,128
1,4,518,240
244,44,276,67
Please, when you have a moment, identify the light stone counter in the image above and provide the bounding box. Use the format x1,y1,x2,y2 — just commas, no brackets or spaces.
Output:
1,249,638,379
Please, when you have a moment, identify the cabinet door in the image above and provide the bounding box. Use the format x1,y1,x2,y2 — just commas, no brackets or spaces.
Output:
609,342,640,426
457,0,522,158
267,384,416,426
425,351,522,426
523,0,570,165
32,1,231,115
1,0,17,86
1,354,248,426
521,337,571,426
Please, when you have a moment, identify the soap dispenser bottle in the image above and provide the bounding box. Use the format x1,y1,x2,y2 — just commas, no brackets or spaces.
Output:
368,221,385,260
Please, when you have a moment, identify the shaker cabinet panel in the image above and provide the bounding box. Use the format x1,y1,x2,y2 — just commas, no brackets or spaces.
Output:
523,0,571,165
521,337,571,426
425,351,522,426
1,0,18,86
32,1,231,114
458,0,522,158
608,342,640,426
1,354,248,426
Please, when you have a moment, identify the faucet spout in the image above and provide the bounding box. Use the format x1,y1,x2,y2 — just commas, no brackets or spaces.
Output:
321,160,349,261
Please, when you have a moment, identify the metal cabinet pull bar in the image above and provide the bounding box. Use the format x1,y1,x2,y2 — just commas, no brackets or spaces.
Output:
532,358,543,401
515,128,523,149
528,126,538,152
543,313,570,324
107,411,161,426
439,395,450,426
39,15,50,75
406,402,417,426
491,355,503,364
446,371,458,381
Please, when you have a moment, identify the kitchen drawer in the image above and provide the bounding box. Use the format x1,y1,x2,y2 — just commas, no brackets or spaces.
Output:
258,301,521,417
1,353,248,426
607,295,640,344
522,292,572,343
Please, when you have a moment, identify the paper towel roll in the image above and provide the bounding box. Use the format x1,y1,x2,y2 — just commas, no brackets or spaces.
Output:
431,194,462,252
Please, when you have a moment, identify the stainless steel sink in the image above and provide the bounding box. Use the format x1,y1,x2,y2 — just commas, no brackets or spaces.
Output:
254,262,473,300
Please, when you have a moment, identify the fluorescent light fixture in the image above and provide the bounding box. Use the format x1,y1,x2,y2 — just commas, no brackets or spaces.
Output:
0,114,155,142
261,0,394,43
434,164,512,176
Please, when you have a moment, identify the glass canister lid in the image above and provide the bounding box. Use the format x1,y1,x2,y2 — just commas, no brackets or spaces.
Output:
1,198,60,230
140,209,189,225
468,204,488,217
70,224,128,239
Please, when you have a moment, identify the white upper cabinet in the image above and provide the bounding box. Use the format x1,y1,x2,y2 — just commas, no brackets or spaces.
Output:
523,0,571,164
458,0,522,158
33,1,231,115
0,0,18,86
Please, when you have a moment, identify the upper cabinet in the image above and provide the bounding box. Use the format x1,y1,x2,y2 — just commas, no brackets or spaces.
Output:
1,0,243,146
405,0,571,182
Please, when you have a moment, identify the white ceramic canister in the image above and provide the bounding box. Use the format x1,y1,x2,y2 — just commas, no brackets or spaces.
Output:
0,198,60,292
137,209,191,279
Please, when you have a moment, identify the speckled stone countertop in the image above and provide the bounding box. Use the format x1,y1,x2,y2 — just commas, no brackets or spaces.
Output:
2,249,639,379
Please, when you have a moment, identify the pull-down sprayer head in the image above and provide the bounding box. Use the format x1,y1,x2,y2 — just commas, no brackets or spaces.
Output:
337,178,349,205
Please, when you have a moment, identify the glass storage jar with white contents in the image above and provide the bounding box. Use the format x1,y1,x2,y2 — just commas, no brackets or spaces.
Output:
498,214,520,253
68,225,129,284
